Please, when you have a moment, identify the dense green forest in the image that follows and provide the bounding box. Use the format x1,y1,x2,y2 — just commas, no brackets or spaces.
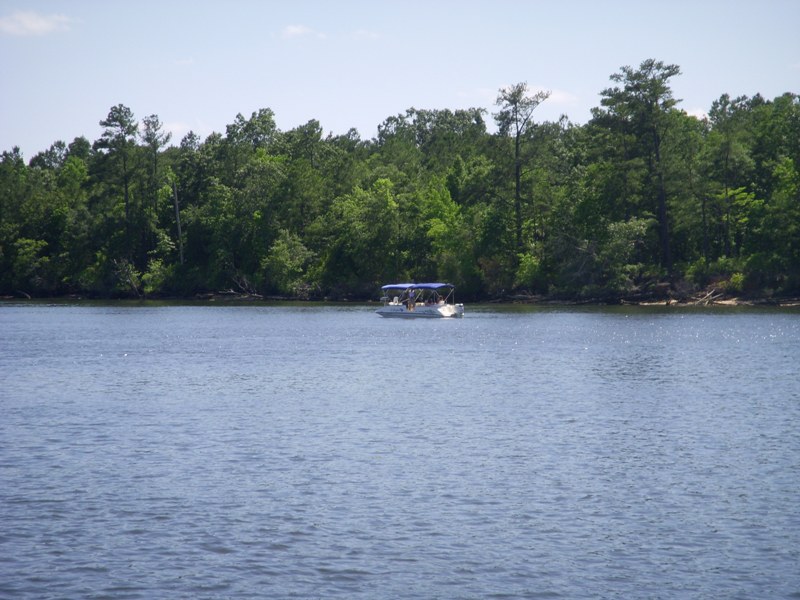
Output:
2,60,799,301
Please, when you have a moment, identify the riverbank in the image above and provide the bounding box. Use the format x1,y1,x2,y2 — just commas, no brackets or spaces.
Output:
500,286,800,308
3,288,799,307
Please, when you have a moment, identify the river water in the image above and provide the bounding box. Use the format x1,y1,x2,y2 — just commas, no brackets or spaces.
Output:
1,302,798,599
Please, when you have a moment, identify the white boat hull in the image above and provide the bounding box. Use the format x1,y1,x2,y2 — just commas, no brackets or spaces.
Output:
376,303,464,318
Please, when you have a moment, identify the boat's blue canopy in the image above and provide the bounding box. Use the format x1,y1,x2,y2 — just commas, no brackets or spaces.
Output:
381,282,453,290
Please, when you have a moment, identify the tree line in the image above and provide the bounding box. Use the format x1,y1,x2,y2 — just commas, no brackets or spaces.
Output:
2,59,798,301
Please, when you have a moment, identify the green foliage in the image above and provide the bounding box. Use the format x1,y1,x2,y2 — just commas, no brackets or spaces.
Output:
142,258,174,296
597,217,652,293
1,84,798,300
722,272,745,293
686,256,745,288
112,258,141,297
322,178,399,294
261,230,316,297
514,253,545,292
593,59,682,272
13,238,50,291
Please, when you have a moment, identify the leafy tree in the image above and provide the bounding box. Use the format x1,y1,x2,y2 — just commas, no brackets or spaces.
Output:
373,112,425,193
594,60,681,272
419,179,480,291
53,155,91,291
318,128,368,201
280,120,326,234
183,178,237,289
494,82,550,251
322,178,399,295
30,141,67,170
667,111,711,265
93,104,139,259
705,94,755,257
141,115,172,208
0,148,27,290
2,71,797,300
391,107,488,175
262,229,316,297
235,150,288,279
218,109,278,186
12,238,49,292
67,136,92,161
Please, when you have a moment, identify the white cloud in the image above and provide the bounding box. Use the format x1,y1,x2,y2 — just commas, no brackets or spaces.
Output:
685,107,708,121
281,24,325,40
167,119,219,144
0,10,73,36
456,87,498,106
546,88,579,107
467,85,578,108
353,28,380,41
164,121,191,142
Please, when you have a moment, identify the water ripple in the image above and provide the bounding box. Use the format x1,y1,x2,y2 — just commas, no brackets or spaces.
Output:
1,304,799,598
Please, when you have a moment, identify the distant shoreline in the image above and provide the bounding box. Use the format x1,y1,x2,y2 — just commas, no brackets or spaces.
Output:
3,291,799,308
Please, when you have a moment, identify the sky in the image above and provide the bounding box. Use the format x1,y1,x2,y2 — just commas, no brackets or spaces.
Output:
1,0,798,159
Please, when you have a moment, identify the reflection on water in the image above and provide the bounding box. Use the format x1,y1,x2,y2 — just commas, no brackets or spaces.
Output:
1,303,799,598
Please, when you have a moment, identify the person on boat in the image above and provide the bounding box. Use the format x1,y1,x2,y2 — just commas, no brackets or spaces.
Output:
407,289,415,310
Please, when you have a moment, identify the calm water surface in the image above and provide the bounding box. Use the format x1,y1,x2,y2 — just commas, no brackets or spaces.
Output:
1,302,799,599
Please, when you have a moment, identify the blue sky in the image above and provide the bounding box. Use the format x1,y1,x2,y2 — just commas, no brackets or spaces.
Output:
1,0,798,158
